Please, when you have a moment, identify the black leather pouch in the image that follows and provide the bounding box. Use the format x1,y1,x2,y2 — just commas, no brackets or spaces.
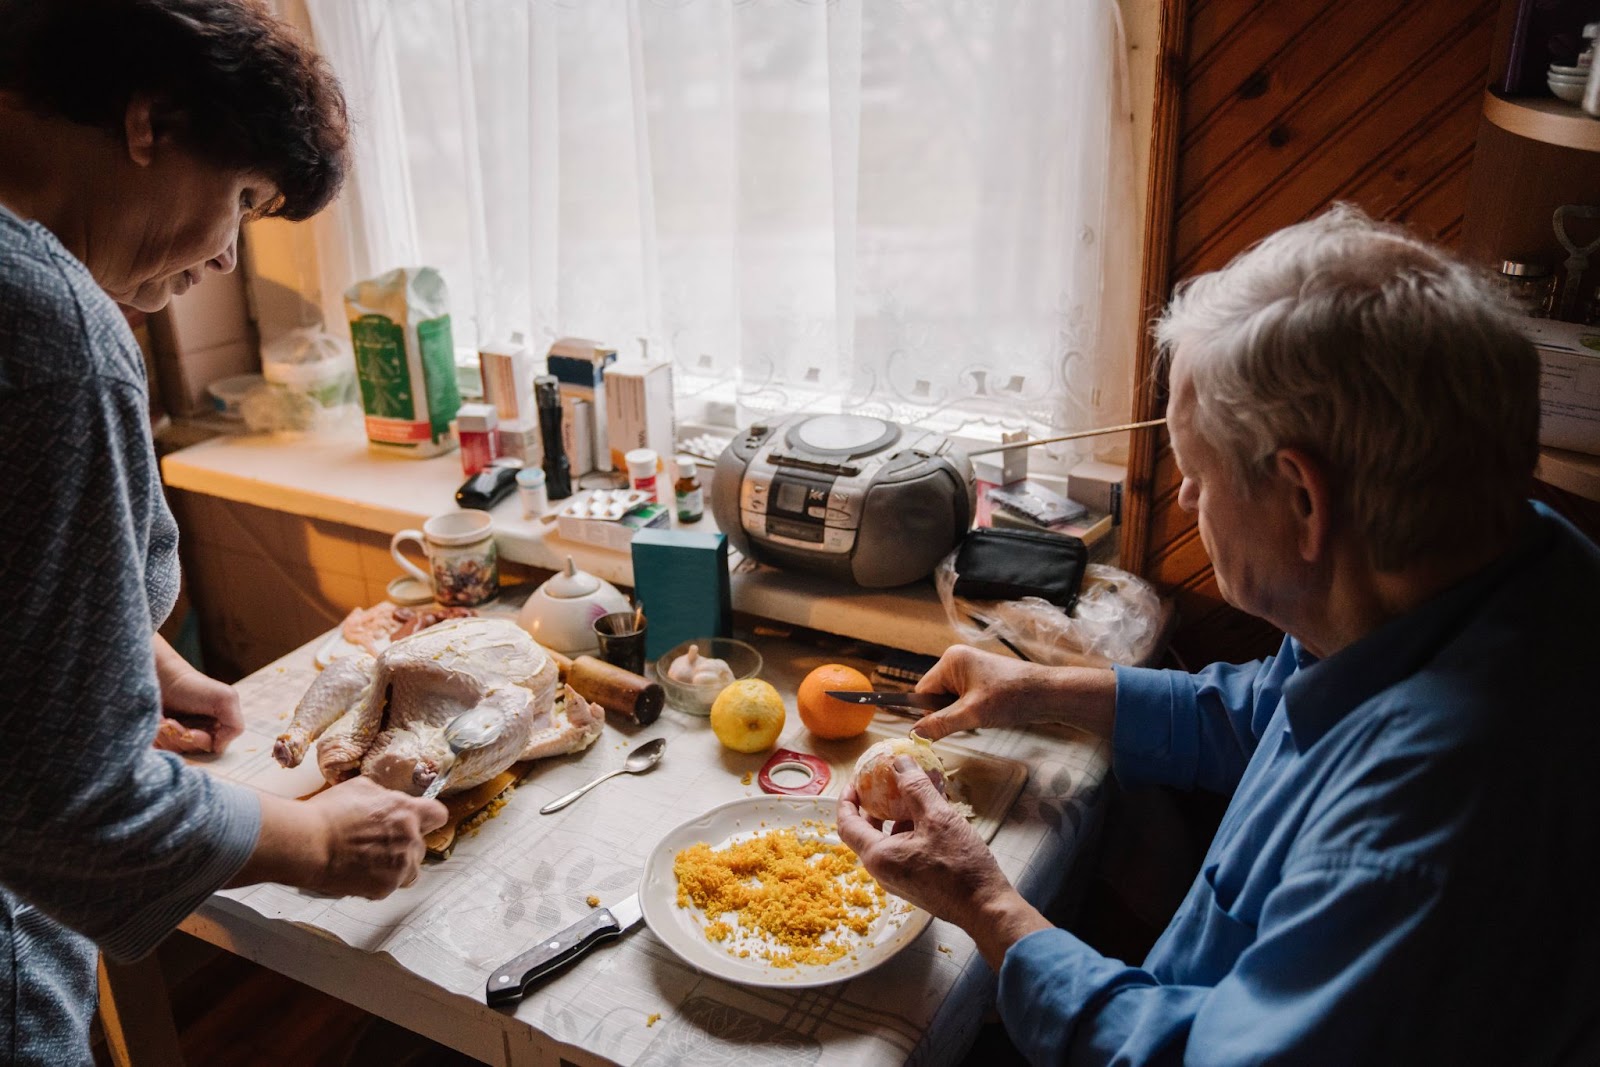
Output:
951,528,1088,612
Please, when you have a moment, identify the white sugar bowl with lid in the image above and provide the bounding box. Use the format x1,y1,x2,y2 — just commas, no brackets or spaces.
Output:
517,556,631,655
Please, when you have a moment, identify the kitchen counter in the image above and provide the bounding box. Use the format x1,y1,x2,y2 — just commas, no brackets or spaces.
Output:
161,422,968,659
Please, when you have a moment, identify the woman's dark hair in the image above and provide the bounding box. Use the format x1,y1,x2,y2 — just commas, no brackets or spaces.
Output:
0,0,348,221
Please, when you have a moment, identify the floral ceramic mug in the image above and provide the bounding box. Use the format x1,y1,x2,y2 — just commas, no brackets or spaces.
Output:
390,511,499,607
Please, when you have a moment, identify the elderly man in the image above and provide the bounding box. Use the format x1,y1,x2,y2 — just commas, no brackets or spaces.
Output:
839,207,1600,1065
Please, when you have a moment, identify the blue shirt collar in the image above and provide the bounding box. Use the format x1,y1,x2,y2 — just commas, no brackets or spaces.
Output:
1280,505,1547,750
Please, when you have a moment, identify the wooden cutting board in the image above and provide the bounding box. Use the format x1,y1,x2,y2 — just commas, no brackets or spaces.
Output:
297,765,535,860
424,761,538,860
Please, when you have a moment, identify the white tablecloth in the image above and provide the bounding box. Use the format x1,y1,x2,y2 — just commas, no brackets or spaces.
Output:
194,629,1111,1066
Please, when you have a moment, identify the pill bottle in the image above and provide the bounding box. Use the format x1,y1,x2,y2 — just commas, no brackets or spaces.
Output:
674,458,704,523
516,467,548,519
626,448,659,500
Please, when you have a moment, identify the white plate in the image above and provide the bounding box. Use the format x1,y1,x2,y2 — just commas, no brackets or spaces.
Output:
314,630,374,669
639,795,931,988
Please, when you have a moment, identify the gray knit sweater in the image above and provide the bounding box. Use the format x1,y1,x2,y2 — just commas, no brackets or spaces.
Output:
0,204,261,1065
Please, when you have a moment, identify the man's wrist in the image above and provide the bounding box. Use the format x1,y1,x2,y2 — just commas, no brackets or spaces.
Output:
1057,666,1118,737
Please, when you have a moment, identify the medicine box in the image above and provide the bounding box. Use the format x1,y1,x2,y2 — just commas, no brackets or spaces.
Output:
1524,319,1600,456
479,337,535,426
561,398,594,475
496,418,540,467
606,359,676,473
548,338,617,472
1068,460,1126,524
630,530,732,660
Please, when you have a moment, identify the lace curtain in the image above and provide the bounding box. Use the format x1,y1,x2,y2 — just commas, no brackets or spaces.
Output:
304,0,1138,459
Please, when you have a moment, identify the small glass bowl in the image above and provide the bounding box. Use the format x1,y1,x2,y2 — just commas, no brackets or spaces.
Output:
656,637,763,716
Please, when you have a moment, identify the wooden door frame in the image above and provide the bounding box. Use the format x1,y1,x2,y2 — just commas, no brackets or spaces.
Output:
1119,0,1188,577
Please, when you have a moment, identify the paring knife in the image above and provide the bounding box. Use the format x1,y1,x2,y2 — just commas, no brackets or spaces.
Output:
824,690,958,710
485,893,643,1006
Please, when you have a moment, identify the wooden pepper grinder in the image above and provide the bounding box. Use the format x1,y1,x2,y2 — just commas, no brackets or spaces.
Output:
548,649,664,726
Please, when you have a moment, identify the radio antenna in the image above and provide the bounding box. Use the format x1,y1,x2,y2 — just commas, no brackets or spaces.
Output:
962,418,1166,458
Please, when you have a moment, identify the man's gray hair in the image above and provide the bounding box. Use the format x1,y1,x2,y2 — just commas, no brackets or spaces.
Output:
1154,205,1538,571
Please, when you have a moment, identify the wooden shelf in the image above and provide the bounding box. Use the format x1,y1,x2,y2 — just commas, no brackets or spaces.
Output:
1483,90,1600,153
1536,446,1600,502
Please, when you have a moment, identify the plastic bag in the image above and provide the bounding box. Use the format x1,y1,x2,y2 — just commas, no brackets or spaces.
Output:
240,381,321,433
247,328,358,433
935,547,1164,667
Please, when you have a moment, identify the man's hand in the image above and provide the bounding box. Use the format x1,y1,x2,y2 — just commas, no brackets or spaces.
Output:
235,778,449,899
910,645,1118,742
152,635,244,754
837,755,1051,969
300,777,450,898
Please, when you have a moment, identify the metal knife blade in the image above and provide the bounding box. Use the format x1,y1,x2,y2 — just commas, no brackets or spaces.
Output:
824,690,958,710
485,893,643,1006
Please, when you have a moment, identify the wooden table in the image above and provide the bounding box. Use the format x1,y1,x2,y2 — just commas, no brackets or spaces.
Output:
101,628,1112,1067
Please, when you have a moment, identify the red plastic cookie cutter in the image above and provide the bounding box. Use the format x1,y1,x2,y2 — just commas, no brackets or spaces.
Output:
757,748,832,796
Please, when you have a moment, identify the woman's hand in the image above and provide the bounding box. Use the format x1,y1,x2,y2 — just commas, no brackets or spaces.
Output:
300,777,450,898
909,645,1118,742
152,634,245,754
837,756,1051,969
235,778,449,899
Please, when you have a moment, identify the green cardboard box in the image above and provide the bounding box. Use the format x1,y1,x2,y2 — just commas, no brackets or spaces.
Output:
629,530,732,660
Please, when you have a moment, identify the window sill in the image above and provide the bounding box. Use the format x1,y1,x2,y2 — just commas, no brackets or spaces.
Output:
160,419,966,656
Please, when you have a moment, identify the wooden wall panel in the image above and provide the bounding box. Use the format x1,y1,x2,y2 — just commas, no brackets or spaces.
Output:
1131,0,1499,668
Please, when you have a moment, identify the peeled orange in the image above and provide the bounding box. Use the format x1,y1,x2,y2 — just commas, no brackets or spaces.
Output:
852,736,948,822
796,663,876,740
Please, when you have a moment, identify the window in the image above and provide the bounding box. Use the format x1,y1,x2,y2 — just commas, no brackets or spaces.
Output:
305,0,1137,463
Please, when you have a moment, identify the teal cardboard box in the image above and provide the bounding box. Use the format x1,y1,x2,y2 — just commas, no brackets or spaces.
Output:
630,530,732,660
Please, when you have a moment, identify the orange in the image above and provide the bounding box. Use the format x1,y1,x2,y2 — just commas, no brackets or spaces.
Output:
796,664,876,740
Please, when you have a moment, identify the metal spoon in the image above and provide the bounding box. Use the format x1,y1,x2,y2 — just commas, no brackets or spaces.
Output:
421,707,504,800
540,737,667,814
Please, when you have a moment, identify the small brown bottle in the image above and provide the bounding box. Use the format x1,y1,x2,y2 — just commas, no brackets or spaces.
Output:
675,458,704,523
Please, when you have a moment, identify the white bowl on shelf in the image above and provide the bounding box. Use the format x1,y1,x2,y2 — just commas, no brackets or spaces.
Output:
1549,76,1588,103
1549,63,1590,77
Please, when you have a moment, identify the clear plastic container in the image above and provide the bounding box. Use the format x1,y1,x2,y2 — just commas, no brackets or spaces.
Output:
207,373,264,418
258,328,357,432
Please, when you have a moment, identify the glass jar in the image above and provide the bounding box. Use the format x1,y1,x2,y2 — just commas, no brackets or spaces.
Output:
1497,260,1557,318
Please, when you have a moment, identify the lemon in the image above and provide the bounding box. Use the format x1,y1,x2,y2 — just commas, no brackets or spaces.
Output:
710,678,786,753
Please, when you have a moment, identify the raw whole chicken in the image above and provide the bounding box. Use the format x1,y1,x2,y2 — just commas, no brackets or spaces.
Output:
274,616,603,795
666,644,736,688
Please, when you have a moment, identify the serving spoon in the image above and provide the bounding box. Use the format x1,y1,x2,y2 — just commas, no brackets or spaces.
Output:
540,737,667,814
421,707,504,800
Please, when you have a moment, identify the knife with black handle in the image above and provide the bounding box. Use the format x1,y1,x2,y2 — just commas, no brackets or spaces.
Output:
485,894,643,1006
823,690,958,710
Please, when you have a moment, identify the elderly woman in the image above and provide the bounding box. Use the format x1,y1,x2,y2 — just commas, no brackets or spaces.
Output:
0,2,446,1063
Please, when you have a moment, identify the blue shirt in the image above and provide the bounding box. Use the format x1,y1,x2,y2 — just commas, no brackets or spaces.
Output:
997,504,1600,1065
